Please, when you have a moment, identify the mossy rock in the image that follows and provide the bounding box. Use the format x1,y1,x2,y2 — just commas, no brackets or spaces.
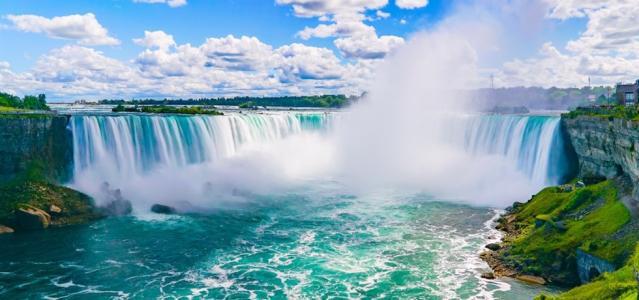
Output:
536,245,639,300
0,181,103,228
498,180,636,287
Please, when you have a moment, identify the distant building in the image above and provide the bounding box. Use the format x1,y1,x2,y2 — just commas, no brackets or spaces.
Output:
616,80,639,106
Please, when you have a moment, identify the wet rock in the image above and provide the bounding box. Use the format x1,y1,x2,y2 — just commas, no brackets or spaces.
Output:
16,205,51,230
481,272,495,279
0,225,14,234
516,275,546,285
151,204,177,215
99,183,132,216
485,243,501,251
102,199,133,216
49,204,62,214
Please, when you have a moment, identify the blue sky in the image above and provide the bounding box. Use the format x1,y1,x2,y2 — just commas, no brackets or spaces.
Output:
0,0,634,100
0,0,449,70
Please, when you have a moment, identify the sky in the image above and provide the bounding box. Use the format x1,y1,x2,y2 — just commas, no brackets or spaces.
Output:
0,0,636,101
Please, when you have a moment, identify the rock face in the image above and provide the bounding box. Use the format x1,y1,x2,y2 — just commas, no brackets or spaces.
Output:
576,249,616,283
0,114,72,183
562,115,639,194
15,205,51,230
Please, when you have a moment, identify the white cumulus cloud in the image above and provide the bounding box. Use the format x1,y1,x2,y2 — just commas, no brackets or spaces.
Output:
133,0,187,8
5,13,119,46
396,0,428,9
133,30,176,50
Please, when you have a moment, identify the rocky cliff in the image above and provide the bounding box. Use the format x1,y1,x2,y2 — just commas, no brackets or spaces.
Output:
562,115,639,193
0,114,73,183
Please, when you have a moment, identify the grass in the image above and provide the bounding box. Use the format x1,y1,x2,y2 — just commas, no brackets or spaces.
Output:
0,106,24,112
536,244,639,300
498,180,636,286
510,181,631,263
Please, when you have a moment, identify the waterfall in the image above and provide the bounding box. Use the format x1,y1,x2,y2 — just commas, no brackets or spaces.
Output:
70,113,330,178
67,111,571,208
460,114,569,186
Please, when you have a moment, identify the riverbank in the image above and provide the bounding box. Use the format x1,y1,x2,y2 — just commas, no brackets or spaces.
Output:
480,179,639,297
0,112,102,233
478,108,639,297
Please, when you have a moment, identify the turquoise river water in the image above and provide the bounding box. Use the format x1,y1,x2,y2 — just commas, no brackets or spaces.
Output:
0,109,569,299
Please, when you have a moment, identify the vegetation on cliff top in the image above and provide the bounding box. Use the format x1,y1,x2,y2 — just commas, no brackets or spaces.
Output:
563,105,639,121
492,180,637,287
101,94,353,108
112,104,224,115
0,92,50,111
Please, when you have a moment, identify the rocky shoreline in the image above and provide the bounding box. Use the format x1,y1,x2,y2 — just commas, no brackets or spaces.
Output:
480,179,639,299
480,205,546,285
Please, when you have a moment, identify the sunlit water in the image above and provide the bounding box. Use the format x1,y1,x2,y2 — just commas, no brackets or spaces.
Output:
0,187,557,299
0,107,567,298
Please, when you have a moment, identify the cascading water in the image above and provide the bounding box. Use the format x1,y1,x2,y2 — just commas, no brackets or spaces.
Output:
70,113,329,177
3,111,572,299
68,111,570,208
461,114,570,186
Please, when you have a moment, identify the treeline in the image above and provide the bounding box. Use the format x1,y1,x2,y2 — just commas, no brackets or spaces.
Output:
0,92,50,111
472,86,615,110
113,104,223,115
99,95,352,108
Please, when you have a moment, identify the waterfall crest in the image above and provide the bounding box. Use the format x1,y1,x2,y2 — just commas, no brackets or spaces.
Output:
70,113,329,178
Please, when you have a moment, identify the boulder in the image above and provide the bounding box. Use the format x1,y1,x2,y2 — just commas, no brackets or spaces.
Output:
99,184,132,216
485,243,501,251
101,198,132,216
558,184,574,193
481,272,495,279
16,205,51,230
516,275,546,285
0,225,14,234
575,181,586,188
151,204,177,215
49,204,62,214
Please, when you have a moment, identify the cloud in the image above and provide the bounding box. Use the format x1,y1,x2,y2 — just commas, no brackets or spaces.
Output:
133,30,176,50
275,43,345,81
5,13,119,46
275,0,388,17
279,0,403,59
33,45,137,85
0,31,374,100
133,0,187,8
335,33,404,59
544,0,608,19
497,0,639,87
396,0,428,9
376,10,390,19
201,35,276,71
